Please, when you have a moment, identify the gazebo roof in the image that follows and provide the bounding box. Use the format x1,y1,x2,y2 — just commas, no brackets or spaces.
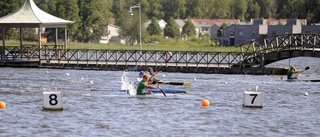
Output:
0,0,73,28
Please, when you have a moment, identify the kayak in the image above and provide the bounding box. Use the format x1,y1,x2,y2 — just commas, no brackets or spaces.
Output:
286,78,320,82
91,88,189,94
154,80,192,86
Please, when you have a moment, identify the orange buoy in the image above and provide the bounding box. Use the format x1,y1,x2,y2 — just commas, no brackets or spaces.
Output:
202,99,210,107
0,101,6,109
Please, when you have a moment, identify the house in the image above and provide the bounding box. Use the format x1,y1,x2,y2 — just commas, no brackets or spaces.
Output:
145,19,167,30
99,23,125,44
220,19,320,46
191,19,240,40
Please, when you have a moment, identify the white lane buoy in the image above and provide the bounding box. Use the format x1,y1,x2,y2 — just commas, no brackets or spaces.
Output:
194,78,197,81
162,74,165,77
66,73,70,76
43,91,63,111
90,81,93,84
224,82,228,84
81,77,84,80
304,92,308,96
46,71,49,73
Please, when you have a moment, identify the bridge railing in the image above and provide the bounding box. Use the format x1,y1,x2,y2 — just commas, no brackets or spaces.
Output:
239,33,320,67
39,48,244,68
0,45,248,69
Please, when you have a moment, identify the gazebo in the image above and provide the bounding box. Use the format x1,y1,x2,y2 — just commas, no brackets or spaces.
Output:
0,0,73,63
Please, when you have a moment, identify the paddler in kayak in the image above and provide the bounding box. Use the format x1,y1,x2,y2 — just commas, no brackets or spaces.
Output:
136,74,160,95
287,66,302,79
134,71,145,88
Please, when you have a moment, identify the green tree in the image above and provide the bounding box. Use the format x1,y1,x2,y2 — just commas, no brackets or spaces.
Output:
185,0,203,18
0,0,20,17
147,17,162,36
161,0,186,21
217,23,228,37
78,0,111,42
232,0,248,21
54,0,81,41
147,0,164,19
181,18,196,38
163,17,180,39
211,0,232,19
0,0,21,40
111,0,126,19
246,0,261,20
305,0,320,24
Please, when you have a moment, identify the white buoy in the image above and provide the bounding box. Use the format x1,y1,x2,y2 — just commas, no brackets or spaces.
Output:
90,81,93,84
304,92,308,96
194,78,197,81
81,77,84,80
43,92,63,111
162,74,165,77
243,86,262,108
66,73,70,76
46,71,49,73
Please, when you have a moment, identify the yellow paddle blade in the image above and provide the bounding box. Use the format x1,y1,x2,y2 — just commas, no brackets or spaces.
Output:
182,82,192,86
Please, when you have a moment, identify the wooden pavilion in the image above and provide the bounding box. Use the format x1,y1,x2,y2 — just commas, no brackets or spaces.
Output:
0,0,73,64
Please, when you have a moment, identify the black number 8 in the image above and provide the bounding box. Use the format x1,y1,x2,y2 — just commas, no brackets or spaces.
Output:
49,94,58,105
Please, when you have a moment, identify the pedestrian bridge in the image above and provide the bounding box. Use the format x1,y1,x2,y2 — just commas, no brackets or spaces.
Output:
240,33,320,67
1,34,320,74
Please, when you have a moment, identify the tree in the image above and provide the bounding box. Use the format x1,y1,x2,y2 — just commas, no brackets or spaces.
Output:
0,0,20,17
78,0,112,42
211,0,232,19
217,23,228,37
55,0,81,41
161,0,186,21
232,0,248,21
246,0,261,20
163,17,180,39
111,0,126,19
147,0,164,19
181,18,196,38
185,0,203,18
0,0,21,40
147,17,162,36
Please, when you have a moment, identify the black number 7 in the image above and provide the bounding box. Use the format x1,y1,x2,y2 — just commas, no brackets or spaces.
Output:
250,94,258,104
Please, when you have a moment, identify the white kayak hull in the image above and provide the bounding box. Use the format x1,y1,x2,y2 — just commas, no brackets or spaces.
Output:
102,93,197,99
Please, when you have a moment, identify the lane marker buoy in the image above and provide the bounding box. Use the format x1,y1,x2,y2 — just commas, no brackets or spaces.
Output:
0,101,6,109
202,99,210,107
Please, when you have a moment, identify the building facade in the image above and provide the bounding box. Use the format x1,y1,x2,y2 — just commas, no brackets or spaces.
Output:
220,19,320,46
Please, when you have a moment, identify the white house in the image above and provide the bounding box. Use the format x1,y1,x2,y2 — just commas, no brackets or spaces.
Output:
99,24,125,44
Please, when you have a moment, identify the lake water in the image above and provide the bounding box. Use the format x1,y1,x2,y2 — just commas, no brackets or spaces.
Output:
1,57,320,137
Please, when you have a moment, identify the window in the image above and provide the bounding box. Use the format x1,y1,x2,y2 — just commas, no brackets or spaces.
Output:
251,31,255,36
202,27,209,32
239,31,243,36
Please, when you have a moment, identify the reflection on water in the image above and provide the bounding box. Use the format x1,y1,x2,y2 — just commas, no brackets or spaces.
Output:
0,57,320,136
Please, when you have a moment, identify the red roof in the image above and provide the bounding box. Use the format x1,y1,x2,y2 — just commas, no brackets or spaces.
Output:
192,19,240,25
109,18,116,24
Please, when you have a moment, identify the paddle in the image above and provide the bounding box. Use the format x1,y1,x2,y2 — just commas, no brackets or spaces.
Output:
156,80,192,86
294,66,310,78
148,67,167,97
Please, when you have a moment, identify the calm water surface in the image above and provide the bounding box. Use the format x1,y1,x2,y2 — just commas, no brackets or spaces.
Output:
1,57,320,137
